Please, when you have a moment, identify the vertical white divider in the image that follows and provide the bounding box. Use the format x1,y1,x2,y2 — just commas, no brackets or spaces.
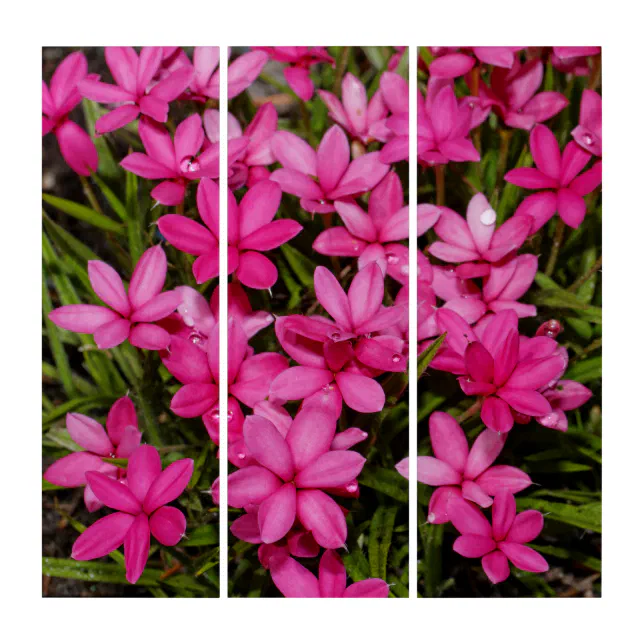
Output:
218,45,229,600
408,45,418,600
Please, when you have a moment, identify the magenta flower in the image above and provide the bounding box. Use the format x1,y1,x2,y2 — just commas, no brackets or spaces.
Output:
378,71,410,163
447,490,549,584
72,445,193,584
49,246,180,350
572,89,602,157
479,59,568,130
42,51,98,176
162,47,267,102
269,264,405,414
79,47,193,134
270,125,390,214
164,320,288,454
229,180,302,289
318,72,389,145
254,47,334,101
313,171,439,281
396,411,531,523
121,115,218,206
43,397,141,512
268,549,388,598
481,254,538,317
429,194,532,272
205,104,278,189
435,309,567,433
537,380,592,432
418,84,480,165
224,407,365,547
505,125,602,231
429,47,523,79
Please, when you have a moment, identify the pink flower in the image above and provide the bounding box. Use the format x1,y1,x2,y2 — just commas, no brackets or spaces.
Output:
505,124,602,231
268,549,388,598
269,264,405,415
572,89,602,157
229,180,302,289
318,73,389,145
222,407,365,547
121,115,218,206
313,171,439,282
164,319,288,456
162,47,267,102
418,84,480,165
479,59,568,130
429,47,522,79
447,490,549,584
378,71,410,163
270,125,390,214
43,397,141,512
435,309,568,433
42,51,98,176
72,445,193,584
549,47,600,76
395,412,531,523
254,47,334,101
538,380,592,432
49,246,180,350
429,193,533,272
79,46,193,134
205,104,278,189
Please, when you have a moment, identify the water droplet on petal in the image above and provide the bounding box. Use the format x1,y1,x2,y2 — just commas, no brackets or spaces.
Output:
346,483,358,493
392,353,402,363
427,512,436,524
386,252,399,265
237,451,246,460
189,331,206,346
480,208,497,226
330,332,341,341
583,133,593,146
180,156,200,173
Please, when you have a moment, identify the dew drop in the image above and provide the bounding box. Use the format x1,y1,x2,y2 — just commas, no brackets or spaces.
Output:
330,332,341,341
583,133,593,146
479,208,497,226
392,353,402,363
189,331,206,347
180,156,200,173
427,512,436,524
386,252,399,265
346,483,358,493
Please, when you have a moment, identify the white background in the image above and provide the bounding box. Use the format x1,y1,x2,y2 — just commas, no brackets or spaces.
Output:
2,0,639,641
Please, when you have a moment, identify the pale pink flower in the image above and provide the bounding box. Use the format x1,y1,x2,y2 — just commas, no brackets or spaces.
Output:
447,490,549,584
42,51,98,176
429,194,533,272
318,72,389,145
220,407,365,547
378,72,410,163
506,124,602,231
396,412,531,523
72,445,193,584
79,47,193,134
270,125,390,214
43,397,141,512
418,83,480,165
313,171,439,282
49,246,180,350
121,115,218,206
479,59,568,130
268,549,388,598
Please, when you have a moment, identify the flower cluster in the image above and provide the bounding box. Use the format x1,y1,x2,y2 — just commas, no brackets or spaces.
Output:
397,46,600,588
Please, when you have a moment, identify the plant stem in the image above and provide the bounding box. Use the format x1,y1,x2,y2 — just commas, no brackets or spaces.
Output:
545,219,566,277
434,165,445,206
457,398,482,424
80,175,104,215
333,47,350,96
299,99,314,145
568,255,602,292
497,129,512,182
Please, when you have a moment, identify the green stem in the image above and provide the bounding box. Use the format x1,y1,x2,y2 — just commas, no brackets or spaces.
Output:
545,219,566,277
568,255,602,292
434,165,445,206
457,398,482,424
80,175,104,215
333,47,350,96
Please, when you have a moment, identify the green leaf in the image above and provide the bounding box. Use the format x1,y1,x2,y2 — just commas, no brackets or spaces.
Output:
42,557,162,587
82,99,120,179
531,544,601,572
516,498,601,533
565,356,602,383
91,172,128,222
42,395,118,429
182,524,218,547
281,243,316,288
368,506,397,580
126,170,144,264
417,333,446,381
43,193,123,233
359,466,408,503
